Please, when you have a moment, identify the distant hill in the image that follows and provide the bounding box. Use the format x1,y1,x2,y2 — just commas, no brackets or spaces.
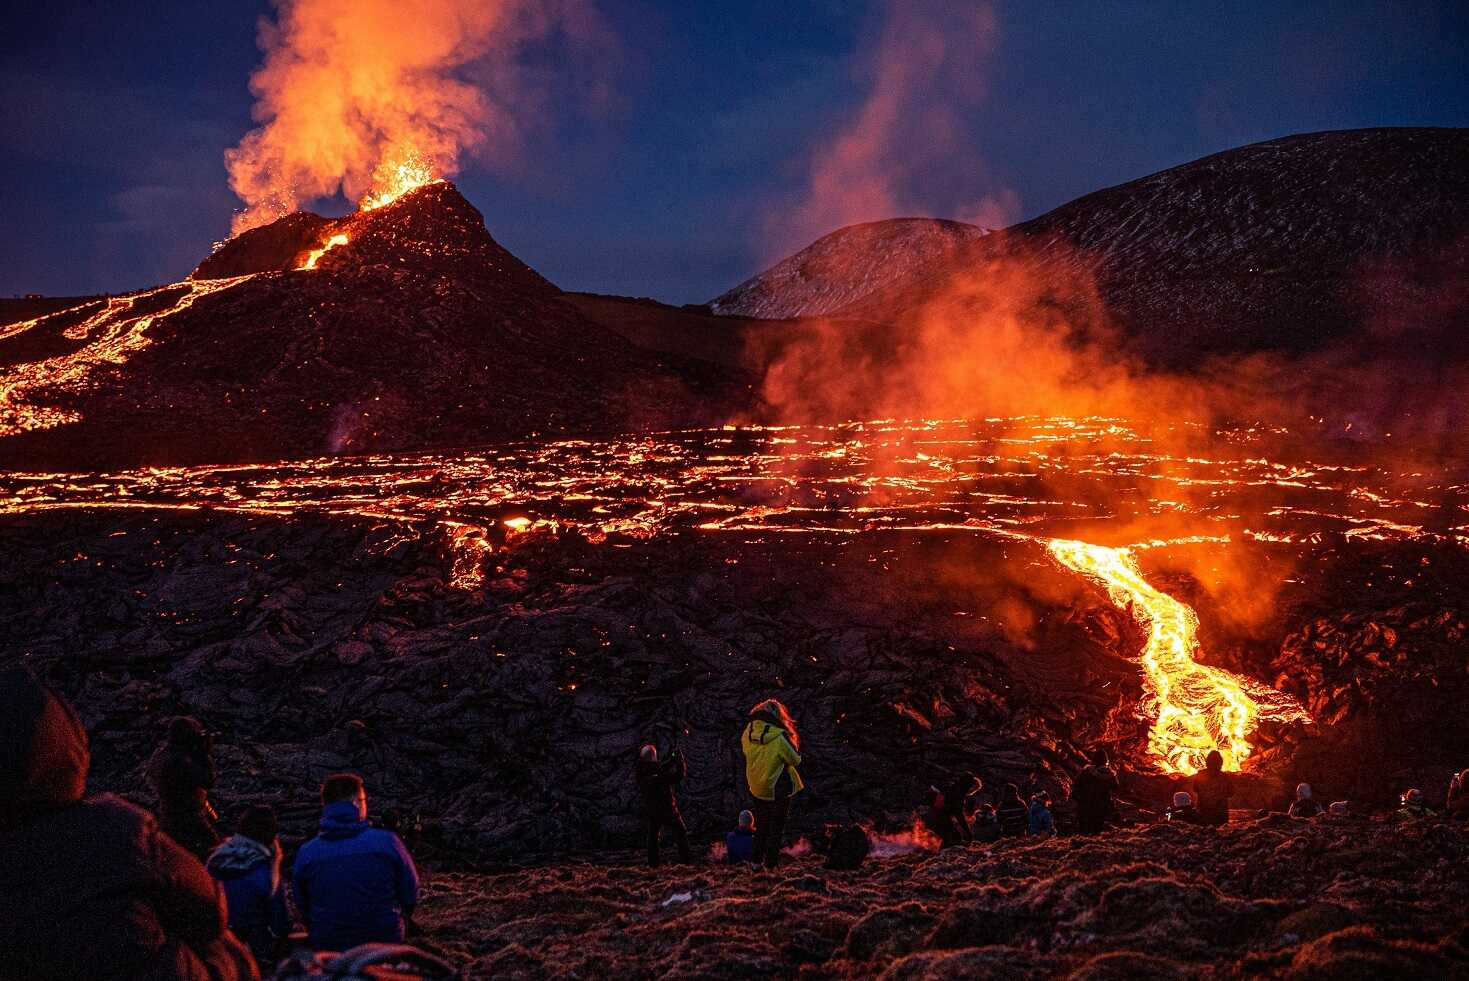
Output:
722,129,1469,369
709,218,988,319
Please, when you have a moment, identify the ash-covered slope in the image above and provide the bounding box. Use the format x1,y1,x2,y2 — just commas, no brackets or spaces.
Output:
0,182,741,470
730,130,1469,368
709,218,987,319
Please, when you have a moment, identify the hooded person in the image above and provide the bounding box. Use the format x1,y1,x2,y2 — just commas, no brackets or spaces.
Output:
1395,788,1435,821
725,810,757,864
206,806,291,971
1072,748,1120,834
741,698,804,868
152,715,220,860
1287,783,1324,819
996,784,1029,838
1167,790,1202,824
1027,794,1056,837
1192,750,1232,827
634,743,691,866
292,773,420,952
0,668,256,981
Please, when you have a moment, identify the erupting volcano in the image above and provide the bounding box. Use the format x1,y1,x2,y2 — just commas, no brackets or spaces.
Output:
5,5,1469,975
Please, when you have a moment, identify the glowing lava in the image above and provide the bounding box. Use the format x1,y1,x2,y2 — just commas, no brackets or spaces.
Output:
360,152,437,211
299,233,349,270
1046,538,1311,774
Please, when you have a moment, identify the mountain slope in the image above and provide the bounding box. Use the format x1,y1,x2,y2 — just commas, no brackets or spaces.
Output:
725,129,1469,369
709,218,987,319
0,183,743,469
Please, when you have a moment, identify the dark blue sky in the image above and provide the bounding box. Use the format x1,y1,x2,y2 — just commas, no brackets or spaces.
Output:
2,1,1467,303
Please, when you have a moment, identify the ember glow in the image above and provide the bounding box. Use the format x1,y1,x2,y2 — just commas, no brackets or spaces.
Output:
360,153,439,212
1,417,1462,771
299,233,350,270
1046,539,1310,774
0,276,255,437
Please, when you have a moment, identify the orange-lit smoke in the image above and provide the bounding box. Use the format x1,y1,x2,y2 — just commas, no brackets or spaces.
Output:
765,0,1017,259
226,0,588,234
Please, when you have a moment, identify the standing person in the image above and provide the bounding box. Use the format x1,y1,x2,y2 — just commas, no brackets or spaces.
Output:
996,784,1029,838
0,668,256,981
1288,783,1324,819
1072,748,1120,834
939,773,981,844
153,715,220,860
742,698,804,869
1445,769,1469,820
922,786,966,849
634,743,691,866
207,805,292,972
1192,751,1233,827
293,774,420,952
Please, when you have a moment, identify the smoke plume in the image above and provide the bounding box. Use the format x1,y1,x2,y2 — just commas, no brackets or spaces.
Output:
226,0,593,234
765,0,1016,260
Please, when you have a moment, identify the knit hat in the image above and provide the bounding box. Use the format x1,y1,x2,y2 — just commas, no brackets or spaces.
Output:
1173,791,1193,809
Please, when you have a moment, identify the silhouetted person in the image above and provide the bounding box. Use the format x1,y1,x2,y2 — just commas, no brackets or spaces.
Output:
940,773,982,844
293,773,420,952
1072,748,1120,834
725,809,757,864
635,744,691,866
1166,790,1202,824
1192,750,1232,827
207,805,291,973
1287,782,1323,819
922,786,967,849
0,668,255,980
1446,768,1469,820
742,698,804,868
1395,788,1435,821
1028,794,1056,837
153,715,220,860
997,784,1029,838
973,803,1001,843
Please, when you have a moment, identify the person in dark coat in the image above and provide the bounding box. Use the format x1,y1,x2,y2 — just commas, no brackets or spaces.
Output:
725,810,757,864
1072,748,1120,834
206,806,291,972
972,803,1002,843
1446,769,1469,820
997,784,1029,838
922,786,968,849
1287,783,1324,819
293,773,420,952
1192,750,1233,827
0,667,256,981
1166,791,1202,824
154,715,221,860
635,744,692,866
939,773,981,844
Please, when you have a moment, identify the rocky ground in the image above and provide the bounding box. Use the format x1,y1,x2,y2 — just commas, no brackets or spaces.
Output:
408,816,1469,978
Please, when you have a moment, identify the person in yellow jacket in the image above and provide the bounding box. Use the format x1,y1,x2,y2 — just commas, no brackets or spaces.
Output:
742,698,803,868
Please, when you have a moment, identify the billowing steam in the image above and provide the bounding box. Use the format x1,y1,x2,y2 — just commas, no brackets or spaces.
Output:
226,0,588,234
766,0,1018,259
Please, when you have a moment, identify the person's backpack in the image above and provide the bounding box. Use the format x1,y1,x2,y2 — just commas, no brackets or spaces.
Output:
269,944,459,980
825,824,871,871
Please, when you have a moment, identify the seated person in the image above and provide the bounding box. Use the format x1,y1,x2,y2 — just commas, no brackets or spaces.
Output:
1166,791,1202,824
206,804,292,971
725,810,757,864
1287,782,1323,819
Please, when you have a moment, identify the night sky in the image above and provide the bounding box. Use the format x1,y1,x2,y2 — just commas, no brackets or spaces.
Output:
2,1,1467,303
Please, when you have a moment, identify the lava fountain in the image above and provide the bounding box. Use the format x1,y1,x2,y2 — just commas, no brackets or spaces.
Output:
1047,538,1311,774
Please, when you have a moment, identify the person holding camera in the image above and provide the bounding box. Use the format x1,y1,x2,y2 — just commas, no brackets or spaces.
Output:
635,743,691,866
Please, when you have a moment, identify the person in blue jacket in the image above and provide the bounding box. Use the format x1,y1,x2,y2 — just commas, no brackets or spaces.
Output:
206,804,292,971
724,809,757,863
1028,793,1056,837
292,773,420,952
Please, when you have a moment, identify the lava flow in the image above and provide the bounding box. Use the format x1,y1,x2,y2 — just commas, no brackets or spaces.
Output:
299,233,349,270
1047,538,1311,774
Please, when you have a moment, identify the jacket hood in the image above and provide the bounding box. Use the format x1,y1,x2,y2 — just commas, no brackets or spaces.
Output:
747,718,786,744
320,799,371,839
0,668,89,823
207,833,274,878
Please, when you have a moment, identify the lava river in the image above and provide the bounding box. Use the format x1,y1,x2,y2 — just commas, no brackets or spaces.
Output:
3,416,1465,774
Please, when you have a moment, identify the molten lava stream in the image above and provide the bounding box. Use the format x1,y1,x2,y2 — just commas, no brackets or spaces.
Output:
1046,539,1309,774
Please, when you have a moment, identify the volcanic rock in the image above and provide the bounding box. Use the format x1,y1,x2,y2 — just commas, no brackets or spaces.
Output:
0,181,746,469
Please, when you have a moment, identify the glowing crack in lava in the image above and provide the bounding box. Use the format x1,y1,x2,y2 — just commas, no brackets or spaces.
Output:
299,233,349,270
359,152,438,212
1046,538,1311,774
0,275,256,437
